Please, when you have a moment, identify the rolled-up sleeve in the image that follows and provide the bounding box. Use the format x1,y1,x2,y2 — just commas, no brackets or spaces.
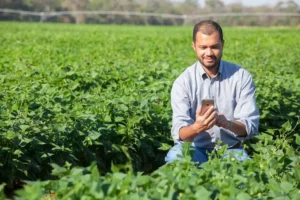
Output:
234,71,260,140
171,76,194,142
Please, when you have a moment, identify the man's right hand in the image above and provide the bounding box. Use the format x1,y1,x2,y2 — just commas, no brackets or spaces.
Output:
192,106,217,133
179,106,217,141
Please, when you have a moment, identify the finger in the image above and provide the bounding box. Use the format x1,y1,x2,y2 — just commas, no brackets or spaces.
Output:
196,106,202,117
217,118,227,125
207,119,216,128
219,119,229,128
204,110,217,125
216,120,219,126
216,113,224,120
202,106,215,119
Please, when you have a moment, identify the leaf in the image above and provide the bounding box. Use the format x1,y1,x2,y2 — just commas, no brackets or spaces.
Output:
236,192,251,200
295,134,300,145
182,142,195,158
20,125,30,130
119,104,128,111
0,183,6,192
158,143,172,151
112,172,126,180
11,104,19,111
20,138,33,145
280,181,294,193
50,164,68,177
111,163,119,173
14,149,23,156
195,187,211,199
89,132,101,141
41,153,54,158
135,176,150,186
265,129,275,135
70,82,80,90
5,131,16,140
281,121,292,132
115,116,124,122
294,167,300,181
0,120,7,127
104,115,111,122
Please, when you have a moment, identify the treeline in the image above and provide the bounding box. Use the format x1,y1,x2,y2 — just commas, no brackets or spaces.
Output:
1,0,300,26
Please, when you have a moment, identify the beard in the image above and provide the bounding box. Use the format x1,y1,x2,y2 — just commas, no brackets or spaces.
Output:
199,55,221,69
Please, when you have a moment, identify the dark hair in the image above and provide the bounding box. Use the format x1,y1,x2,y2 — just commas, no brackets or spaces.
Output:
193,20,224,42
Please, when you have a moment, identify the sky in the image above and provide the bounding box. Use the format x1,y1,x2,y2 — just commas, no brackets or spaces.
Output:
196,0,300,7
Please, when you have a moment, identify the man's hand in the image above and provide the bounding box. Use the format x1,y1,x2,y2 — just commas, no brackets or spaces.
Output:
191,106,217,133
216,113,231,129
216,113,247,136
179,106,217,141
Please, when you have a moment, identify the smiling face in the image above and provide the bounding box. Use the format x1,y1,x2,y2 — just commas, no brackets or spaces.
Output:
192,30,224,73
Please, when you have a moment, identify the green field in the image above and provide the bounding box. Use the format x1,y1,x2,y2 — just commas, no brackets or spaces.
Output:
0,23,299,199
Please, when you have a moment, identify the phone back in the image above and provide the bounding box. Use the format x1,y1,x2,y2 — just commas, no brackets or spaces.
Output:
200,99,214,116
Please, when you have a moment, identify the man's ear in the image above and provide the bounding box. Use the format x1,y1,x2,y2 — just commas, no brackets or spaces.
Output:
222,40,225,48
191,41,196,51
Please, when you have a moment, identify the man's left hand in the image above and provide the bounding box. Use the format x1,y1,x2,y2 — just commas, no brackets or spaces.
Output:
216,113,230,129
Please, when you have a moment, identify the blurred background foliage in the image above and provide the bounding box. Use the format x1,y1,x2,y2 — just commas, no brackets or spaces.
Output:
0,0,300,26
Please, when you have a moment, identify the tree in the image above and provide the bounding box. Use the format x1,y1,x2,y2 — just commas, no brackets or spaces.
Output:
61,0,89,23
23,0,61,12
205,0,224,9
180,0,200,14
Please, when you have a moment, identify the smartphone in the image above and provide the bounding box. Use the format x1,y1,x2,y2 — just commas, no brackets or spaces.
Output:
200,99,214,116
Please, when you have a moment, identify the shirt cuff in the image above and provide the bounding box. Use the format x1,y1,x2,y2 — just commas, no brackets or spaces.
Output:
171,122,191,142
235,119,257,140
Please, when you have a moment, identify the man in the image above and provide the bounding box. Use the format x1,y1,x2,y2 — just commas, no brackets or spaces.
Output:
165,20,260,164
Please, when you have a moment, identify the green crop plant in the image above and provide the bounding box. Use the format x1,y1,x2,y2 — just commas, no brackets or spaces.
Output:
0,23,299,199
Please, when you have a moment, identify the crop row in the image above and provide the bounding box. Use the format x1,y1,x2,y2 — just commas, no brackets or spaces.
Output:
0,23,299,198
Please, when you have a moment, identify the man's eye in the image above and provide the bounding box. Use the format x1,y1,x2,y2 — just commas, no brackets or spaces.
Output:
212,46,219,49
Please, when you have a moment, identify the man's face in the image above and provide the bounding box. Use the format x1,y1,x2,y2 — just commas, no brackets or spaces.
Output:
192,31,224,70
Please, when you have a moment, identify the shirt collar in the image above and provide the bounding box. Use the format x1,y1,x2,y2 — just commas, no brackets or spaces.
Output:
197,60,223,80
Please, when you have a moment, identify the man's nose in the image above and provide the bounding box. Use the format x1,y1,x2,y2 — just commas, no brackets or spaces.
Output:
206,48,213,55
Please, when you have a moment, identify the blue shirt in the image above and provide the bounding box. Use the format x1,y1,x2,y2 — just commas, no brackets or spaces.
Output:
171,60,260,148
